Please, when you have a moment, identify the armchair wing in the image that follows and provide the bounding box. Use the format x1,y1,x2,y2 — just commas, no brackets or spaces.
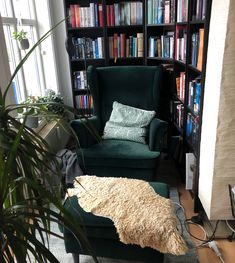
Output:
149,118,168,152
70,116,101,148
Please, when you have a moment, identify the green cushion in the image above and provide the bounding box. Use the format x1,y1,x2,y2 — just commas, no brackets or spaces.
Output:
63,182,169,239
103,101,156,144
77,139,160,169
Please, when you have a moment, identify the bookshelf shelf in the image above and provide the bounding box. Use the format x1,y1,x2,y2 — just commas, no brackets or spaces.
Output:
188,64,202,74
174,60,186,67
147,23,175,27
74,89,89,95
71,58,105,62
68,27,104,31
190,20,205,25
173,94,184,104
176,22,188,25
107,25,143,29
147,57,174,62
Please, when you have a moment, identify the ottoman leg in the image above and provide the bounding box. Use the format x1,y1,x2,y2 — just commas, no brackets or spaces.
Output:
72,253,79,263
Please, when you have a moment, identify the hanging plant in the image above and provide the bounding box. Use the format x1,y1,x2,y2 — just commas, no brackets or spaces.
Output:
12,29,30,50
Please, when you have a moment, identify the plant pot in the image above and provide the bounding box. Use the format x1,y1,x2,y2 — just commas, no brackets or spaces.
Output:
19,39,30,50
25,116,39,128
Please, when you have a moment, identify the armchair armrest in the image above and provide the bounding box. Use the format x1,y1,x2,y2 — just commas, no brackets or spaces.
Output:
70,116,101,148
149,118,168,152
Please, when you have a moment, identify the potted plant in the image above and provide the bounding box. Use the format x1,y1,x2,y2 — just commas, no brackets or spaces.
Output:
12,29,30,50
37,89,65,116
18,95,40,128
0,19,100,262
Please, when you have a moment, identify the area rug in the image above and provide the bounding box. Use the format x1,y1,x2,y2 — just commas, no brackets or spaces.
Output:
46,186,199,263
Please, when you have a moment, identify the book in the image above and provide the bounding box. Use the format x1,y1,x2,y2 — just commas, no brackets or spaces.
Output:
114,3,120,26
120,33,126,58
137,33,143,57
164,0,170,23
197,28,204,71
98,4,103,27
70,5,76,28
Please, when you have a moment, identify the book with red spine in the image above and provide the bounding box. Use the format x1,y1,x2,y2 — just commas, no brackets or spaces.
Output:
70,5,76,28
98,4,103,27
110,5,115,26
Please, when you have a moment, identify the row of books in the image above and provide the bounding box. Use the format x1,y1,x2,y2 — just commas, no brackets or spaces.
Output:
75,95,94,115
109,33,143,58
191,0,206,21
191,28,204,71
177,0,188,22
176,72,185,102
71,37,104,59
186,113,199,150
73,71,87,90
68,4,103,28
188,78,201,115
175,26,187,62
106,2,143,26
147,0,175,24
171,101,184,129
148,33,174,58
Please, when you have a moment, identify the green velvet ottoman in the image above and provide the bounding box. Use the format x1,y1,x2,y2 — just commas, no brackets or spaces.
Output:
62,182,169,263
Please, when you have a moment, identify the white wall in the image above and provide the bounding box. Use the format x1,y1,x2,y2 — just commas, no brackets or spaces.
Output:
0,15,15,107
49,0,73,107
199,0,235,220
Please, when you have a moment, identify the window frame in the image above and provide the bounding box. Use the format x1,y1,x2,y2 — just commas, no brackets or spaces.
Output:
1,0,47,102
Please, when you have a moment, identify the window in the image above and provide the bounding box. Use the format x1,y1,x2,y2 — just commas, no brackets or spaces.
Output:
0,0,46,103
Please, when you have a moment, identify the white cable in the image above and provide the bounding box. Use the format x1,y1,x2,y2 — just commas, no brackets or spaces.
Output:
208,240,225,263
185,221,208,247
226,220,235,233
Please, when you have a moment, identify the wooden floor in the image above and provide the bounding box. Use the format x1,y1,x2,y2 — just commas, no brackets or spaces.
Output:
179,184,235,263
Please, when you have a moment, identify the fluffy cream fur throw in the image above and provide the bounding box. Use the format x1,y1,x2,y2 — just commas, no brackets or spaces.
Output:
68,176,188,255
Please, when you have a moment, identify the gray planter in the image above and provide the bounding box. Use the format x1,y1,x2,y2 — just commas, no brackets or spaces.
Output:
25,116,39,128
19,39,30,50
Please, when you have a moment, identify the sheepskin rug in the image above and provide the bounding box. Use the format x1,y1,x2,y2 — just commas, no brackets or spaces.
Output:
68,176,188,255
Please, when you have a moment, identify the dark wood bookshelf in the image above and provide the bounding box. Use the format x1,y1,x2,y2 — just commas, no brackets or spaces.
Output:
64,0,212,212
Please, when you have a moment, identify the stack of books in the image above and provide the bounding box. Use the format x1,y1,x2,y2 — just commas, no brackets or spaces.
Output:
71,37,104,59
176,72,185,102
147,0,175,24
109,33,143,58
148,32,174,58
191,28,204,71
106,2,143,26
68,3,103,28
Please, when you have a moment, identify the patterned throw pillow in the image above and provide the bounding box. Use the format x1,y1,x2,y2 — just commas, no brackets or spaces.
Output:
103,101,156,144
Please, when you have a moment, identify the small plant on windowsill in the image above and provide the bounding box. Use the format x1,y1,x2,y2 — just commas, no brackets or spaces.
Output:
37,89,65,116
18,95,40,128
12,29,30,50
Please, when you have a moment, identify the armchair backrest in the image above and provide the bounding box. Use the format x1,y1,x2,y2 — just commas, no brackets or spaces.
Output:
87,65,163,129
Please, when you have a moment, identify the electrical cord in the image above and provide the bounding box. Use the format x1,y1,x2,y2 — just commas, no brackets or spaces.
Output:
208,240,225,263
226,220,235,233
172,202,225,262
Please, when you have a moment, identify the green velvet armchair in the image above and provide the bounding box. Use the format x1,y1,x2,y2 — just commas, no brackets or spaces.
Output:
71,65,168,182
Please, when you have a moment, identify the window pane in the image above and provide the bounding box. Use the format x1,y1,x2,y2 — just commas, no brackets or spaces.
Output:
12,0,33,19
0,0,13,17
3,24,24,102
20,25,42,96
0,0,7,17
